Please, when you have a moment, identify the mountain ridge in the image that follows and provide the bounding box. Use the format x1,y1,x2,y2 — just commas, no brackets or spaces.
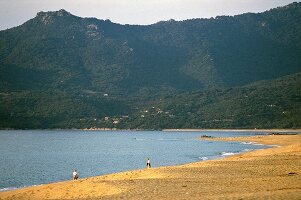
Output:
1,2,301,94
0,3,300,129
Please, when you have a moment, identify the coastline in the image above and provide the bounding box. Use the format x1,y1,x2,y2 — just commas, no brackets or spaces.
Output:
163,128,301,133
2,128,301,133
1,134,300,199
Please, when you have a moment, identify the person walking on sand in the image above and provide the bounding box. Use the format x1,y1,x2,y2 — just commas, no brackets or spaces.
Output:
146,158,151,168
72,169,78,180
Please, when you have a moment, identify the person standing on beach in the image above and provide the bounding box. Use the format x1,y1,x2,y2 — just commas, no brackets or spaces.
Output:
146,158,151,168
72,170,78,180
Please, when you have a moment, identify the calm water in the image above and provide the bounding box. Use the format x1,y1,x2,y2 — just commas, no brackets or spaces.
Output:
0,130,269,191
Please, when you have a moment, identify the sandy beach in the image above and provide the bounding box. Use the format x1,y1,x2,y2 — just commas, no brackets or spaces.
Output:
163,128,301,133
1,134,300,200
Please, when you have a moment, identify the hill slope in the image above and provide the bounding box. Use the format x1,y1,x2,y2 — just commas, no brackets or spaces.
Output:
122,73,301,129
1,72,300,129
1,3,301,94
0,3,301,129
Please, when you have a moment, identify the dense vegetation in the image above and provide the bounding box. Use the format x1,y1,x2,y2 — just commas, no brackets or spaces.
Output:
1,73,300,129
0,3,300,129
120,73,301,129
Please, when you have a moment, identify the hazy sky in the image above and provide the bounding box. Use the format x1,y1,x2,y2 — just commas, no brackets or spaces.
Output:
0,0,299,30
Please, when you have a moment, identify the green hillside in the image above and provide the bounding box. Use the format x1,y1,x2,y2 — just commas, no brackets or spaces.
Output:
1,3,301,93
0,3,301,129
121,73,301,129
0,72,300,129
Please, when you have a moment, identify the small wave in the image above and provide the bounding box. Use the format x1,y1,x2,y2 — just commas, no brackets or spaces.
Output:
221,152,236,156
243,149,251,152
241,142,254,145
199,156,209,161
157,138,180,141
0,184,41,193
241,141,265,146
133,138,146,141
0,187,18,192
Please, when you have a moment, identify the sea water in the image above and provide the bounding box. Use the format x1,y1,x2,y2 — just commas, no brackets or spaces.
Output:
0,130,269,191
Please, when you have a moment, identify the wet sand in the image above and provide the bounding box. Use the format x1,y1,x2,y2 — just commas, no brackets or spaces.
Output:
1,134,300,200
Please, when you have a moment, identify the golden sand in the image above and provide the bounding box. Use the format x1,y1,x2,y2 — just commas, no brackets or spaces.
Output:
1,134,300,200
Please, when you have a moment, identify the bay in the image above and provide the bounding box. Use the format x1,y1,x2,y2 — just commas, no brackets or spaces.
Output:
0,130,268,191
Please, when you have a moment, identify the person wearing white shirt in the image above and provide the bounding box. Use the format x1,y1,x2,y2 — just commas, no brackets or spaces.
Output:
72,169,78,180
146,158,151,168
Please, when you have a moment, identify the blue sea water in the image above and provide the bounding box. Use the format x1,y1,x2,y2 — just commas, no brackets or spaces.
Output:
0,130,269,191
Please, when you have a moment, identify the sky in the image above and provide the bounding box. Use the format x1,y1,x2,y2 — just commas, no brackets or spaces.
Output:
0,0,300,30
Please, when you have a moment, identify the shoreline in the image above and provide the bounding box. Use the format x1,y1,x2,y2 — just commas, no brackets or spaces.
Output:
163,128,301,133
0,138,268,193
1,128,301,133
1,134,300,199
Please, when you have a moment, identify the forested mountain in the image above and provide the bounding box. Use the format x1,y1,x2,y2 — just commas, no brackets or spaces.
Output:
0,3,300,129
123,73,301,129
1,72,300,129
